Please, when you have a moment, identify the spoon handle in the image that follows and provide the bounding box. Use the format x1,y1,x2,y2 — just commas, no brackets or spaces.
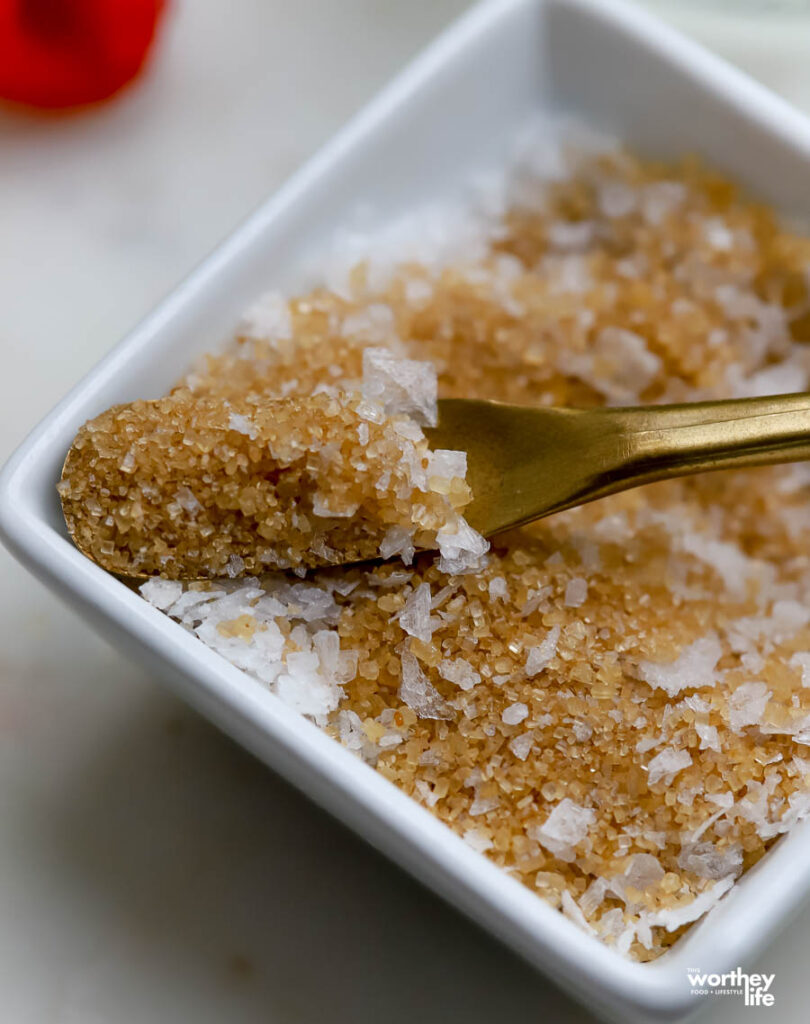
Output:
594,391,810,492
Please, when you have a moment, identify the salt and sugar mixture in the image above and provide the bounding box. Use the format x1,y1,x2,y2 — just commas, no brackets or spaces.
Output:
59,380,475,577
140,131,810,960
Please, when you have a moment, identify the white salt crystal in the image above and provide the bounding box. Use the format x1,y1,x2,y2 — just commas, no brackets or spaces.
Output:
398,582,434,642
469,795,500,816
275,651,341,724
533,798,596,860
392,418,424,443
336,709,369,752
572,719,593,743
579,878,608,917
502,702,529,725
707,792,735,809
436,517,489,575
488,576,508,600
645,876,734,932
225,555,245,578
647,747,692,785
564,577,588,607
677,841,743,880
438,657,480,691
341,303,396,342
637,635,723,698
239,290,292,342
427,448,467,483
559,327,662,405
729,601,810,652
379,525,416,565
414,780,441,807
729,359,807,400
141,578,183,611
560,890,596,935
791,652,810,688
703,217,734,251
728,681,771,733
623,853,665,891
614,924,635,957
227,412,258,439
399,651,452,720
508,732,534,761
773,599,810,635
361,347,438,426
695,721,721,752
681,533,760,599
463,828,493,853
355,398,386,424
526,625,561,676
287,585,338,623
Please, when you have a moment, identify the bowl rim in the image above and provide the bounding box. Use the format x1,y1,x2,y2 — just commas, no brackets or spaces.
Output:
4,0,810,1018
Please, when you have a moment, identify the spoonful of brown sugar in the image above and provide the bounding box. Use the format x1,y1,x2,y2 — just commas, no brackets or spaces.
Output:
59,381,810,581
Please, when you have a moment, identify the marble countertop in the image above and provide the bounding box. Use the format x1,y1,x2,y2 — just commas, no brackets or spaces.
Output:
2,3,809,1022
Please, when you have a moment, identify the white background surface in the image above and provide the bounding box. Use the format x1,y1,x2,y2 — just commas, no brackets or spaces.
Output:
2,2,810,1021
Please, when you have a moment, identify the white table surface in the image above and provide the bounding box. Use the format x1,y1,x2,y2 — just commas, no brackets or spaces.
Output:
2,3,809,1022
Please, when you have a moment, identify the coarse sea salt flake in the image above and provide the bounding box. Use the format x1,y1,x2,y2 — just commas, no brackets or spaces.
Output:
508,732,534,761
469,795,499,816
791,653,810,688
398,582,434,642
436,517,489,575
227,412,258,439
379,525,416,565
239,290,292,342
399,651,452,720
534,798,596,861
502,702,529,725
427,448,467,482
647,747,692,785
141,578,183,611
463,828,493,853
526,625,561,676
439,657,480,691
645,876,734,932
728,681,771,733
695,722,721,752
488,576,508,600
638,635,723,698
361,347,438,426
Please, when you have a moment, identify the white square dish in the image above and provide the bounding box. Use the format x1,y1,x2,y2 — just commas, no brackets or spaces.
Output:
4,0,810,1019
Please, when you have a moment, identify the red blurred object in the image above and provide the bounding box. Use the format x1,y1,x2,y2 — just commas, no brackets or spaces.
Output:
0,0,167,109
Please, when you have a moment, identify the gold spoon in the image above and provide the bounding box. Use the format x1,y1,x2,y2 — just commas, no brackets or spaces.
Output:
62,391,810,578
425,391,810,537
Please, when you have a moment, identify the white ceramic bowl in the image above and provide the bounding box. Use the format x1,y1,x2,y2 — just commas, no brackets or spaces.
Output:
3,1,810,1019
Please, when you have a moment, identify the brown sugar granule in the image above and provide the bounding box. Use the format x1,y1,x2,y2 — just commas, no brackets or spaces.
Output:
60,387,473,578
136,139,810,960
